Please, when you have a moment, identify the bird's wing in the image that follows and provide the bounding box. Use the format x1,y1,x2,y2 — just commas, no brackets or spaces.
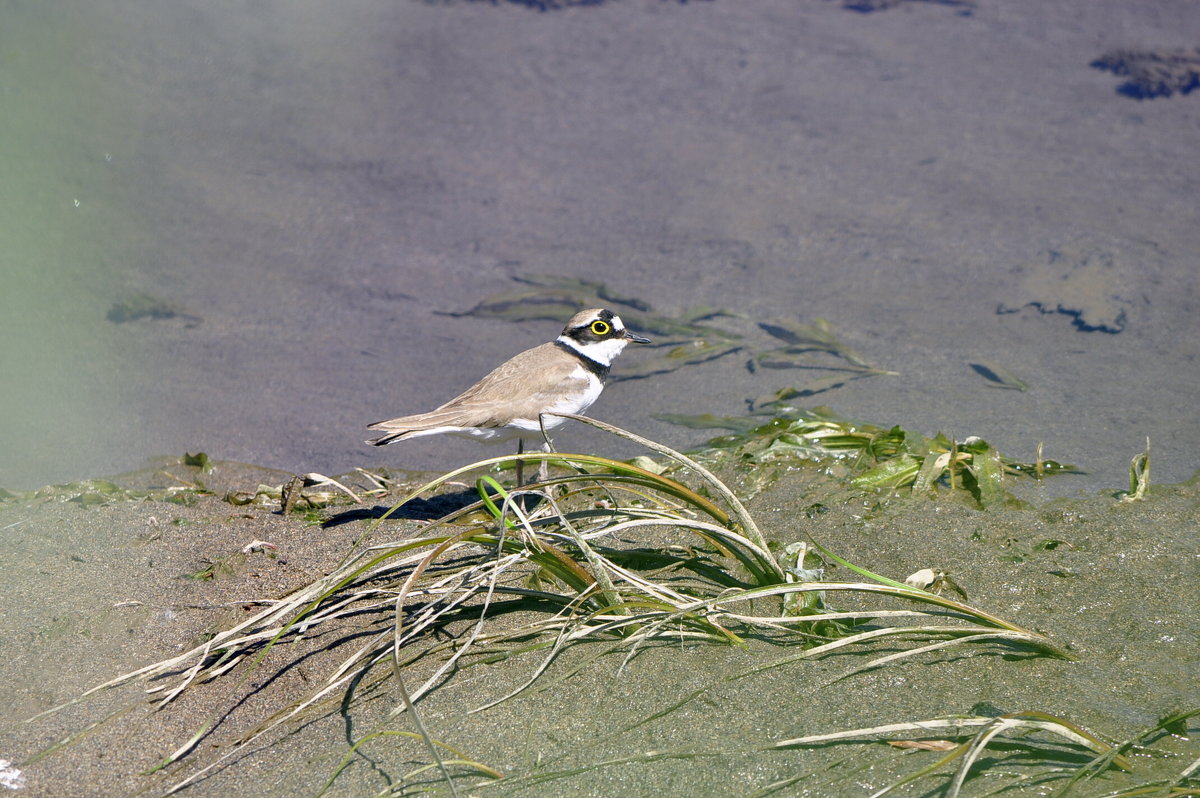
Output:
367,343,591,433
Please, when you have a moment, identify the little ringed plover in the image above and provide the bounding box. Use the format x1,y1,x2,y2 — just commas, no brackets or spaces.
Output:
367,308,650,475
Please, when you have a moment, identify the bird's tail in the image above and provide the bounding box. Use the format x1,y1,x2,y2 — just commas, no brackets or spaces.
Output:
365,429,408,446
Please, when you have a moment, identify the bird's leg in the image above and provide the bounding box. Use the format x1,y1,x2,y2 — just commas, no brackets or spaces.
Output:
536,414,558,483
537,440,551,483
515,438,526,487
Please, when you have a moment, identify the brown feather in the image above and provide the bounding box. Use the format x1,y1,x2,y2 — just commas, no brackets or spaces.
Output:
367,342,594,435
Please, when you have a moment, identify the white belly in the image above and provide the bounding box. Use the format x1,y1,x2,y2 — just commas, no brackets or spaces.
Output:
506,366,603,433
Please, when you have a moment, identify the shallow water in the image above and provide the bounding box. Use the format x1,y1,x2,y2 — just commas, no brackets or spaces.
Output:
2,0,1198,500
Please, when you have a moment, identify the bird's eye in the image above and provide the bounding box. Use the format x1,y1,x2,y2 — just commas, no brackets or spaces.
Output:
590,320,611,336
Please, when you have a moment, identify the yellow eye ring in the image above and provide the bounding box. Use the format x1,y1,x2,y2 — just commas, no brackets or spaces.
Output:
590,320,611,336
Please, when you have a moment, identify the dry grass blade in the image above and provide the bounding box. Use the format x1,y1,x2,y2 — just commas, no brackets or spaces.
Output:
772,711,1131,798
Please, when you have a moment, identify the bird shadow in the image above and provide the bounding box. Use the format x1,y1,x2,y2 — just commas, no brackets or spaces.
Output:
323,486,490,528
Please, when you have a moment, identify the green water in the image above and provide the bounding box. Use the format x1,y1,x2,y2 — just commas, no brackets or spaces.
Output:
0,7,153,488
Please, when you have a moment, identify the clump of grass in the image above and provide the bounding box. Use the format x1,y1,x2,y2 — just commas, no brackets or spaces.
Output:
773,710,1133,798
30,418,1065,794
774,707,1200,798
662,405,1078,505
1119,437,1151,503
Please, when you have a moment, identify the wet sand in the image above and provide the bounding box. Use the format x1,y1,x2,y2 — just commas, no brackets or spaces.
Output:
2,0,1199,495
1,456,1197,796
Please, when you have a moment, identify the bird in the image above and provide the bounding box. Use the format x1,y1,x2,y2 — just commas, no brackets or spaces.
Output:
367,307,650,483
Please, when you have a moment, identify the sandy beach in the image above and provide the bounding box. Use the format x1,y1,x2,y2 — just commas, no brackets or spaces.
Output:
1,451,1197,796
2,0,1198,494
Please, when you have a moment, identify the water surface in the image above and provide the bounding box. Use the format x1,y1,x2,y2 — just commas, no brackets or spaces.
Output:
3,0,1197,499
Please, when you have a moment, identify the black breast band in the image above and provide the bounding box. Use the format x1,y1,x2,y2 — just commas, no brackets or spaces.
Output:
556,341,610,381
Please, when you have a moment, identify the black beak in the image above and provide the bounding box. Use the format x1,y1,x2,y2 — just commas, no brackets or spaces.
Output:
624,330,651,344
